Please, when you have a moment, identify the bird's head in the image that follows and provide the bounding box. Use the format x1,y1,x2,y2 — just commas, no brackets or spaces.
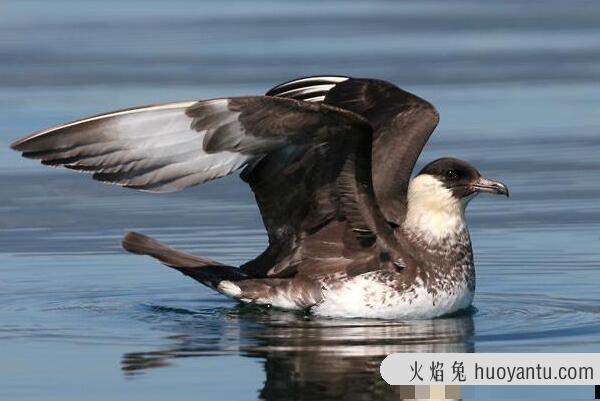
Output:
404,157,508,240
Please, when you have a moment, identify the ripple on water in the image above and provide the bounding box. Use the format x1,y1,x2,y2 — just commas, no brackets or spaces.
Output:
111,290,600,375
474,293,600,349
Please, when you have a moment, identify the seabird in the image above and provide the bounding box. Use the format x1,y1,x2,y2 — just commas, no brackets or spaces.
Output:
10,76,508,319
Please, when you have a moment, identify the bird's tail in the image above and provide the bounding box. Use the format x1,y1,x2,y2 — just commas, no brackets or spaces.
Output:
121,231,248,289
121,232,319,310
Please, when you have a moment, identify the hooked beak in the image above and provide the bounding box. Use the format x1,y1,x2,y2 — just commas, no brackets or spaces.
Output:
472,176,509,197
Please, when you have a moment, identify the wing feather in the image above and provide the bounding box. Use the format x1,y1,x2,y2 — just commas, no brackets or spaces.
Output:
268,76,440,224
12,97,369,194
13,91,394,278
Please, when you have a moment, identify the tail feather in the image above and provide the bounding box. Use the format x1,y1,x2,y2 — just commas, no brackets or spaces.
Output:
121,231,247,288
121,231,318,310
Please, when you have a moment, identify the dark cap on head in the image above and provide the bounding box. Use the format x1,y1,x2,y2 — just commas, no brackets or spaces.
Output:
418,157,509,198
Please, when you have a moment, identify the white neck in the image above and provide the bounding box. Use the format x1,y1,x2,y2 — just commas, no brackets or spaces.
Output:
403,174,472,243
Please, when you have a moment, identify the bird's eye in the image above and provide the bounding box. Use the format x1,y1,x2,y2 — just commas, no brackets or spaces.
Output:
446,169,459,180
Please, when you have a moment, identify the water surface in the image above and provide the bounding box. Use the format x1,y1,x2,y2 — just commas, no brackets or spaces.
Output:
1,1,599,400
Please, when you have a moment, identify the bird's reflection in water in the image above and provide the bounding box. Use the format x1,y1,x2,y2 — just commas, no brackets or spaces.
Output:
122,305,474,400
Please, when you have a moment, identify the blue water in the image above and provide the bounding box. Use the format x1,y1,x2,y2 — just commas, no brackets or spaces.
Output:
1,1,600,400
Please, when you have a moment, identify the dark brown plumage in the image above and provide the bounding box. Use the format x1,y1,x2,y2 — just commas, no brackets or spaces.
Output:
10,76,508,319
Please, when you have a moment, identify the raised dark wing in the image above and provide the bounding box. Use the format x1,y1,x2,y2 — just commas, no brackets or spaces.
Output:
268,76,440,225
265,76,350,102
12,96,386,276
12,97,363,192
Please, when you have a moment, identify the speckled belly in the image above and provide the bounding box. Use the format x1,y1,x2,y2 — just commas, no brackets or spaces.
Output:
311,271,474,319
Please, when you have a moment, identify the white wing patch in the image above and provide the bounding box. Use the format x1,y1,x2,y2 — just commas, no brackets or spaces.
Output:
11,100,257,192
266,75,349,102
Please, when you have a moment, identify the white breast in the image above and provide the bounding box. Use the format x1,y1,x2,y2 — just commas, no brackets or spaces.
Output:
312,272,474,319
403,174,473,242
